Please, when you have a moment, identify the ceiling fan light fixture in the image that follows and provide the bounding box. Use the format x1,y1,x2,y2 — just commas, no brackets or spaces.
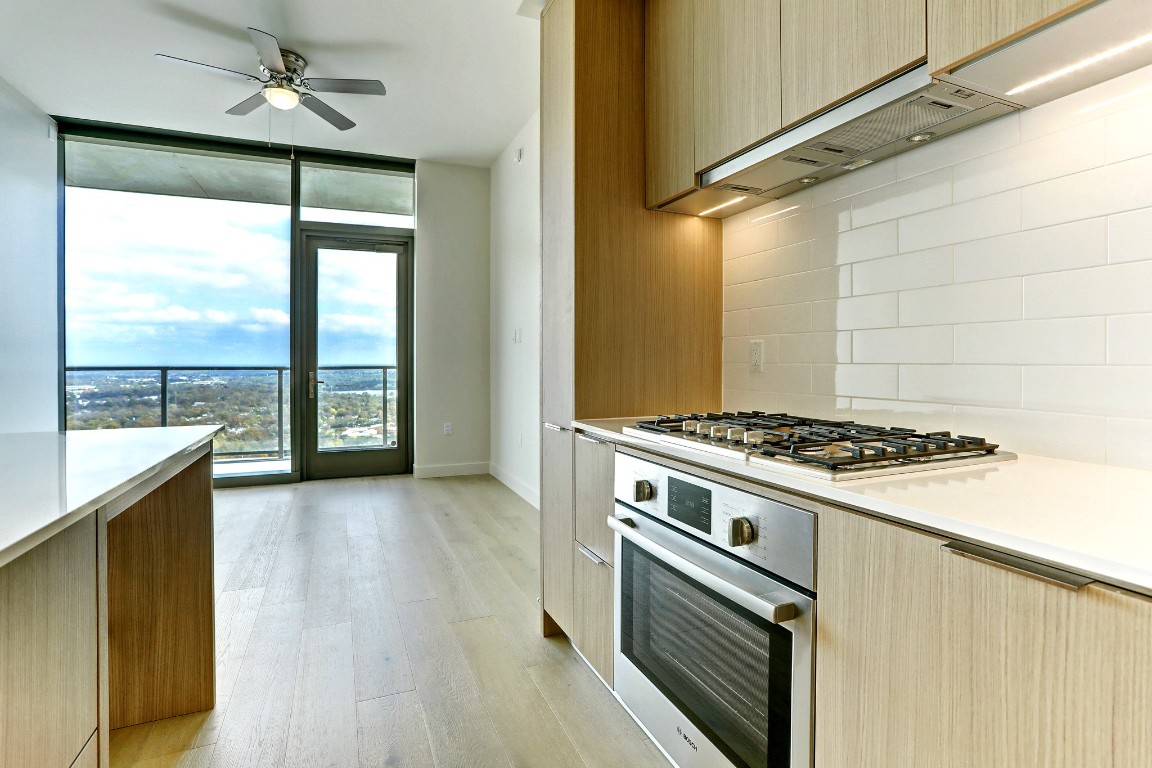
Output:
263,84,300,110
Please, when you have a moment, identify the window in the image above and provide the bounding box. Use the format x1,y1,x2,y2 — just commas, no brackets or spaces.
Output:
299,161,415,228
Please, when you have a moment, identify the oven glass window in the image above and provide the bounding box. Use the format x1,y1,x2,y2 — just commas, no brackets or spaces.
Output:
620,539,793,768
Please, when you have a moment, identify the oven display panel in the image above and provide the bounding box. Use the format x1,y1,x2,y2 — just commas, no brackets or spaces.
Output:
667,477,712,534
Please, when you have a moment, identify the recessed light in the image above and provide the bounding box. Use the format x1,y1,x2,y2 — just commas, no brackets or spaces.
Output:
798,177,818,185
907,132,936,143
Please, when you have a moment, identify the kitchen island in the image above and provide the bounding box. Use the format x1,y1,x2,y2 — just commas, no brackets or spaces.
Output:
0,425,220,768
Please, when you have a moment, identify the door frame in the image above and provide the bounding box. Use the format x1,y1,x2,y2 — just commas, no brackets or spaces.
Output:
294,223,414,480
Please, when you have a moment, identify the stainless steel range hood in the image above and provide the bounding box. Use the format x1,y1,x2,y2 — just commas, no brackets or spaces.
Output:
668,0,1152,218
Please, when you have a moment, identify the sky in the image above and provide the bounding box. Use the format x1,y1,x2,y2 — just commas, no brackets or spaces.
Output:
65,188,398,368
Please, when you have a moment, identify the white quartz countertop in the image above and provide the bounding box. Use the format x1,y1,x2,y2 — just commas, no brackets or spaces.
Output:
575,417,1152,596
0,426,221,568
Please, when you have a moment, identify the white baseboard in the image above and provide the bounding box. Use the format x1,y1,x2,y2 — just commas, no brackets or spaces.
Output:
489,463,541,509
412,461,490,479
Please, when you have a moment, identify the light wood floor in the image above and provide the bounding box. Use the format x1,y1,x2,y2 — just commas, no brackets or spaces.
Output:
110,474,668,768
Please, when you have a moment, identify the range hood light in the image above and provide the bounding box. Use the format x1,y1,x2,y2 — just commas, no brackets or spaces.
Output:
750,204,800,223
1005,30,1152,96
907,132,936,143
698,196,748,216
798,177,818,184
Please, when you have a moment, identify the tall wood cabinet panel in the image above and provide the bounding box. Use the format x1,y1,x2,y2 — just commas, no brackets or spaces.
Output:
928,0,1093,74
574,433,615,565
693,0,781,172
781,0,925,127
0,513,98,768
541,426,575,635
814,507,950,767
645,0,696,207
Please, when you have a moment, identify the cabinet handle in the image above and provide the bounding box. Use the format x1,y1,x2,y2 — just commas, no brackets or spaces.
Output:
942,541,1095,591
575,434,602,444
543,423,568,432
577,543,606,565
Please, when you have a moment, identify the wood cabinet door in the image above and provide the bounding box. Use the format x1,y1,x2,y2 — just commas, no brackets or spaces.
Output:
929,0,1089,74
541,425,575,635
645,0,697,207
781,0,925,127
814,507,952,766
693,0,782,172
571,547,614,686
573,433,615,565
943,551,1152,768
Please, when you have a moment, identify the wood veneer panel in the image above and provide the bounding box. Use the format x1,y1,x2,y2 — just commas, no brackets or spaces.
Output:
782,0,925,127
541,426,575,635
107,451,215,728
645,0,697,207
573,433,614,564
0,513,98,768
570,551,614,686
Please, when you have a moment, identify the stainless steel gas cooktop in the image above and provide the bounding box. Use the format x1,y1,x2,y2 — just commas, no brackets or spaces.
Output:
621,412,1016,480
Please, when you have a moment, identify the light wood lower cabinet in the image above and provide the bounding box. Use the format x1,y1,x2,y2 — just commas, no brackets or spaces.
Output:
73,732,99,768
0,513,98,768
574,433,615,565
541,426,575,636
817,505,1152,767
571,545,615,686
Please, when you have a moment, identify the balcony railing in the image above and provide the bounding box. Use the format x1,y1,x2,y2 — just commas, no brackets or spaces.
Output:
66,365,397,468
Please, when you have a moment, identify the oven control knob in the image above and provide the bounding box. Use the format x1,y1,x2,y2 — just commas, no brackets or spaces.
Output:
634,480,655,502
728,517,756,547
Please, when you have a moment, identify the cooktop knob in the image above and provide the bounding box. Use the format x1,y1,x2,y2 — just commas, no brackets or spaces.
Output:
634,479,655,502
728,517,756,547
727,427,746,441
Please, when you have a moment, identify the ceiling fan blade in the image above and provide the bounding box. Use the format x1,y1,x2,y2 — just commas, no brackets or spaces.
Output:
155,53,258,81
247,27,286,74
303,78,387,96
301,94,355,131
226,92,268,116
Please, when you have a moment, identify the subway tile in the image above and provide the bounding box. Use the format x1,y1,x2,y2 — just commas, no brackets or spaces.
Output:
899,190,1021,252
777,331,852,363
750,363,812,394
812,364,899,399
899,365,1022,408
804,160,897,206
954,407,1107,463
955,318,1106,365
1021,153,1152,230
723,362,753,392
1106,417,1152,470
723,336,752,364
810,220,899,267
749,304,813,335
1108,207,1152,264
848,398,955,432
851,168,952,227
1108,314,1152,364
775,393,849,419
853,326,954,364
953,218,1107,283
810,293,899,331
724,388,778,413
896,113,1021,180
1019,62,1152,142
852,247,953,295
899,278,1022,327
1024,261,1152,318
742,241,812,282
723,310,749,337
742,199,811,227
1107,101,1152,164
777,205,843,246
1023,366,1152,418
725,220,779,260
953,118,1108,203
724,255,746,286
769,266,849,306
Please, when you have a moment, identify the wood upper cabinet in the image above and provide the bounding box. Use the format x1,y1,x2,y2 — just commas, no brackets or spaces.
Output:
818,504,1152,767
781,0,926,127
646,0,696,207
694,0,782,172
573,433,615,565
929,0,1090,74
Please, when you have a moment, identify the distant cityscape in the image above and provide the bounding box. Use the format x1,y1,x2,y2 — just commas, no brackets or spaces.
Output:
66,368,398,461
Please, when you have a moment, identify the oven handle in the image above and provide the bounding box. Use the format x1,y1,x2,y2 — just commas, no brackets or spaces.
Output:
607,515,798,624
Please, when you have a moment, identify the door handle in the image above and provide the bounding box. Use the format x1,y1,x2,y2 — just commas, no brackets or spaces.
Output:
308,371,326,399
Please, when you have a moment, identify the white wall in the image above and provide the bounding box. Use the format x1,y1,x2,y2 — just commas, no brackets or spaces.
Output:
0,74,58,432
413,160,492,477
489,112,542,508
722,63,1152,469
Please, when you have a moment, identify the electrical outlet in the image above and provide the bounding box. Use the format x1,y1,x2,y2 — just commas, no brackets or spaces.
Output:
750,339,764,372
443,422,453,436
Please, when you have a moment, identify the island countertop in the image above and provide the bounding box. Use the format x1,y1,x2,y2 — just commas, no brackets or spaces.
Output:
575,417,1152,597
0,425,220,568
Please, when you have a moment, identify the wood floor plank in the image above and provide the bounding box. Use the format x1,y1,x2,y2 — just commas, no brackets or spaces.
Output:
355,692,435,768
487,541,540,605
346,503,379,538
373,487,429,542
208,601,305,768
110,722,154,766
132,744,216,768
223,502,290,591
451,617,586,768
396,599,514,768
380,535,437,604
133,709,225,764
528,658,669,768
214,587,266,704
409,518,492,623
303,554,350,629
261,531,314,607
348,535,415,701
284,623,357,768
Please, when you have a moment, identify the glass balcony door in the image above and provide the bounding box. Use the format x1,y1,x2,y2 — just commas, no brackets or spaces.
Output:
300,233,411,479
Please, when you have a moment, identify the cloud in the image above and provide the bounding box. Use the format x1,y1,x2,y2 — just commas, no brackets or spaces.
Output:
108,305,202,323
250,308,290,325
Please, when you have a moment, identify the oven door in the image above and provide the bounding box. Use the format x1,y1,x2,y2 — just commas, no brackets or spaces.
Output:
610,505,813,768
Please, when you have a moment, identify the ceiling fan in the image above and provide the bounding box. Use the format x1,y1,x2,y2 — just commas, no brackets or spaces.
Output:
157,27,387,131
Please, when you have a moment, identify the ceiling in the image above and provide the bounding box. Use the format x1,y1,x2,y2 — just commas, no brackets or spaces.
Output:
0,0,540,166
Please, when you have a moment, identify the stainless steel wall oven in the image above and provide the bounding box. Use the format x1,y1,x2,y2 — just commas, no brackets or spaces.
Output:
611,452,816,768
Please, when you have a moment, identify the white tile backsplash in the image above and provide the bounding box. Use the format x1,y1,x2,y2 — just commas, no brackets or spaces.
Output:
722,64,1152,468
